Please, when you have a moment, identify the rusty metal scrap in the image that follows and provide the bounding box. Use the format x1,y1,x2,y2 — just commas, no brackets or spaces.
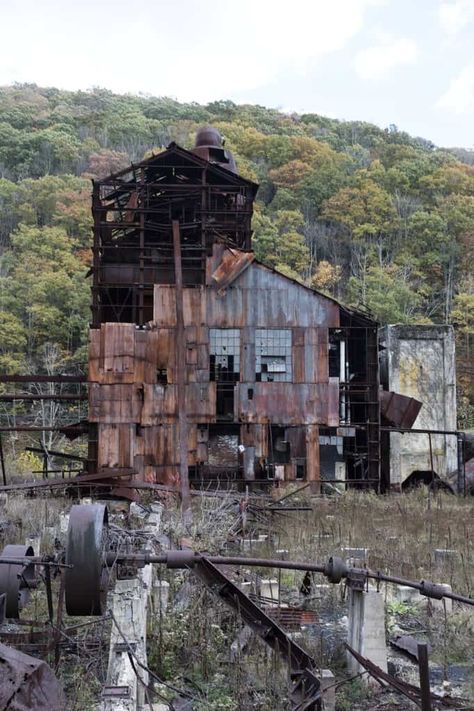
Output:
262,605,317,630
345,643,467,708
191,556,322,710
0,642,66,711
0,544,36,618
379,390,422,428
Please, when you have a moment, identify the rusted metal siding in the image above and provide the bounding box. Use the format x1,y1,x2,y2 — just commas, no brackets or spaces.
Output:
90,252,344,485
154,262,340,329
235,382,339,426
97,424,135,469
305,425,321,484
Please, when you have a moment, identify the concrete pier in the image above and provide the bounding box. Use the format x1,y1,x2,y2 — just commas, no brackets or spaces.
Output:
347,588,387,682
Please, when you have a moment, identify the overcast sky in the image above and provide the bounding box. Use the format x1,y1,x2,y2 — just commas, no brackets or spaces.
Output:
1,0,473,148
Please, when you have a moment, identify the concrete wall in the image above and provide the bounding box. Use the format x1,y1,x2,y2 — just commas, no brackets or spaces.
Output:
380,325,457,486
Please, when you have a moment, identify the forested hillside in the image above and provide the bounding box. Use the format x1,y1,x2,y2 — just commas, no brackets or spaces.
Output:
0,84,472,424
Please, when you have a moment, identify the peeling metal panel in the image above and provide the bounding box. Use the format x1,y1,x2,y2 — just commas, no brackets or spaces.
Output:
154,286,176,327
89,383,142,424
211,247,255,292
141,383,216,425
305,425,320,483
236,383,334,425
97,424,135,469
380,390,422,428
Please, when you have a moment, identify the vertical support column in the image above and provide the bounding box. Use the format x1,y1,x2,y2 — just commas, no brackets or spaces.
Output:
91,181,101,328
138,169,145,326
305,424,320,493
173,220,191,525
417,643,432,711
0,434,6,486
347,586,387,683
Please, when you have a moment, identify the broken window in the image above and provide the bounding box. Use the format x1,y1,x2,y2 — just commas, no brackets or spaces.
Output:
255,329,292,382
209,329,240,381
210,329,240,420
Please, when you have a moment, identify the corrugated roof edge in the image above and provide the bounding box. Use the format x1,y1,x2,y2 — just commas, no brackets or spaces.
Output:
252,258,378,325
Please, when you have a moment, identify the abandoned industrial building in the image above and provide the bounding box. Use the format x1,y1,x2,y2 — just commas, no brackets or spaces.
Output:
86,127,382,492
84,126,460,495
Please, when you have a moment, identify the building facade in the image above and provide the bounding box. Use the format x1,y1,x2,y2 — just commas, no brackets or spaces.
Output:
87,129,380,490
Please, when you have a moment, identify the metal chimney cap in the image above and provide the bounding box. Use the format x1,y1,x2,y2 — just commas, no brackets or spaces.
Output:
195,126,223,148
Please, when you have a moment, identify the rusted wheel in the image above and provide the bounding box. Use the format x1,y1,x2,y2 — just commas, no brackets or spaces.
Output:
65,504,109,616
0,544,35,618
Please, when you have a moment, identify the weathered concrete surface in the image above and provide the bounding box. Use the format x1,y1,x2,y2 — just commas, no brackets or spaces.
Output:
102,573,152,711
380,325,457,487
320,669,336,711
396,585,423,605
101,503,165,711
347,588,387,682
259,578,279,605
429,584,453,614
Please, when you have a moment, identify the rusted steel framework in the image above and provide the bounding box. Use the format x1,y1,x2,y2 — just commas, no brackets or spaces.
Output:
332,316,381,490
91,142,257,327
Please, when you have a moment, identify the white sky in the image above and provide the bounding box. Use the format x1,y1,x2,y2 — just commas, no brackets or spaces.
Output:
0,0,473,148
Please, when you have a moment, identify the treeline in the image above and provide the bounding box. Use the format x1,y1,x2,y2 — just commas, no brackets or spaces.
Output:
0,84,472,423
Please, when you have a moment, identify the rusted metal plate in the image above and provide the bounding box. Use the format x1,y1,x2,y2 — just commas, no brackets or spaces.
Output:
306,425,320,482
141,383,216,425
236,383,337,425
263,606,317,630
154,286,176,327
97,424,134,468
0,642,66,710
211,247,255,292
286,426,306,458
380,390,422,428
89,383,142,423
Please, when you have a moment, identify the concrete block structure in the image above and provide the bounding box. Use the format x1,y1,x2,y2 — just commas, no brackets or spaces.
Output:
379,325,458,490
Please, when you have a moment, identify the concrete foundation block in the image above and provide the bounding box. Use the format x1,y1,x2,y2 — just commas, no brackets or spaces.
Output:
144,503,163,533
429,584,453,613
241,537,265,550
129,501,148,519
259,579,279,605
321,669,335,711
342,547,369,567
238,581,252,595
434,549,458,569
44,526,57,541
152,580,170,614
59,513,69,535
396,585,423,605
347,588,387,682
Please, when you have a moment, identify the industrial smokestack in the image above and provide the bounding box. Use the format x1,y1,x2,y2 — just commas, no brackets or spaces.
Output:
192,126,237,173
